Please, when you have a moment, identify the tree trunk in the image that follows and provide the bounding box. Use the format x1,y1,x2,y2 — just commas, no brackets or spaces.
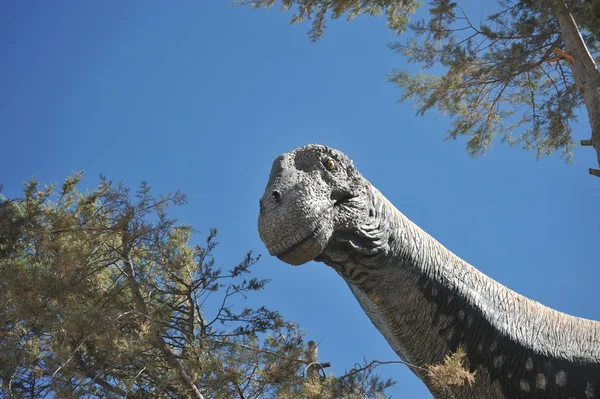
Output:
304,341,332,398
554,0,600,175
305,341,320,380
121,214,205,399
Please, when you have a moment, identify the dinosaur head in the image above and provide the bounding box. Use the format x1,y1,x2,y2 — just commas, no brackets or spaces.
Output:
258,144,372,265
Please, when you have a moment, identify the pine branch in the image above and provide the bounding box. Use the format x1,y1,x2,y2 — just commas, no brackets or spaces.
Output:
120,211,206,399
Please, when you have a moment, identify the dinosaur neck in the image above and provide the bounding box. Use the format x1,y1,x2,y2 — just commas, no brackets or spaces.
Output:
319,185,600,397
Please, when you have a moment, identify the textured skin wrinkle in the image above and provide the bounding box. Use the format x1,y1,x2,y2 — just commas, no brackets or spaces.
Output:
258,144,600,398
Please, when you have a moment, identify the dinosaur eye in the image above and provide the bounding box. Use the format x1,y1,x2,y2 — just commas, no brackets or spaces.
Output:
325,159,336,170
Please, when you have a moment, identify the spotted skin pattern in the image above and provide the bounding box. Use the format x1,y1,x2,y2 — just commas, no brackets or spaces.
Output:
258,144,600,398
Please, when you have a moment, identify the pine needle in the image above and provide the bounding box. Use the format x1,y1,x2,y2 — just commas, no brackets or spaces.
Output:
425,347,476,393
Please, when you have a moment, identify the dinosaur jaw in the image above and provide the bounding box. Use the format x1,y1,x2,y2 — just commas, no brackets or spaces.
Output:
275,222,330,266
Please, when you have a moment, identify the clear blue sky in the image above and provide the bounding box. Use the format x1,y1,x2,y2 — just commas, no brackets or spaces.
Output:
1,1,598,397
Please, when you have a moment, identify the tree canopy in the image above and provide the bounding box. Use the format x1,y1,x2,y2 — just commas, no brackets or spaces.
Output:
0,175,396,398
247,0,600,176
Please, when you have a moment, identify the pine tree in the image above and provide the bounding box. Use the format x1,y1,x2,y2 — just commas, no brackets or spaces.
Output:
246,0,600,177
0,175,395,398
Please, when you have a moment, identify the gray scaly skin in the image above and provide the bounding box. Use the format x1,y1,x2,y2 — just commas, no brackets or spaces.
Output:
257,144,600,399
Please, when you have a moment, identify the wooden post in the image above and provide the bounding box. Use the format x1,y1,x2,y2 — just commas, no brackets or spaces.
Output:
304,340,331,380
303,341,331,399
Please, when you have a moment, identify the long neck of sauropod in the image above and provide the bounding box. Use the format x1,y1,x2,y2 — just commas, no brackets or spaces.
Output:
318,184,600,398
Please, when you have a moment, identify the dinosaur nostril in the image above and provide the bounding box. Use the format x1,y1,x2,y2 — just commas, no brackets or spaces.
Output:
271,190,282,203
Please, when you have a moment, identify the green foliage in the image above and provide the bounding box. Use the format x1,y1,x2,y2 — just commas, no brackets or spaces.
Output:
248,0,600,161
0,175,396,398
240,0,421,41
388,0,597,160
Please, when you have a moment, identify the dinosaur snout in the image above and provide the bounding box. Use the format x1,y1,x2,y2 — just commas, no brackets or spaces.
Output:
257,182,333,266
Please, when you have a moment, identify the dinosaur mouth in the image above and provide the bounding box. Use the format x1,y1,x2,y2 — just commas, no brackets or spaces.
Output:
275,223,324,258
264,195,358,266
277,196,356,251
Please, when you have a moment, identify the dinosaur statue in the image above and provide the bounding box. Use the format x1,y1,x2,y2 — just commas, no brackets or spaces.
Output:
257,144,600,398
